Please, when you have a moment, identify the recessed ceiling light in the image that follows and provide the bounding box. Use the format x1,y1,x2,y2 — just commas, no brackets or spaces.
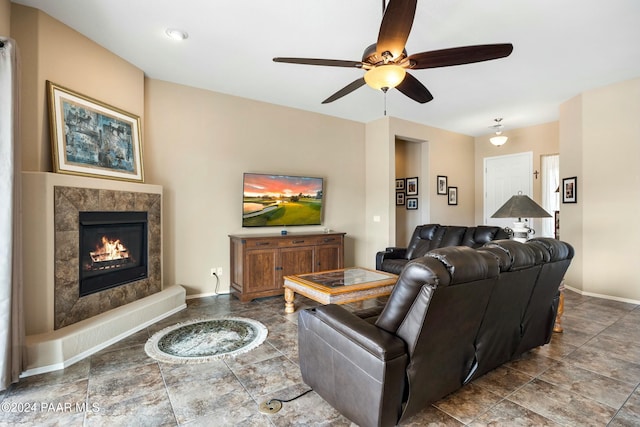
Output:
165,28,188,41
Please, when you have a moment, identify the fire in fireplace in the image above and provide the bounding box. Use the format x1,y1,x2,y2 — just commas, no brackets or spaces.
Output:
79,211,148,297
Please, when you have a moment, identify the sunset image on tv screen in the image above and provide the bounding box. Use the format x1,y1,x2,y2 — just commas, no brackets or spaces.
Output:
242,173,323,227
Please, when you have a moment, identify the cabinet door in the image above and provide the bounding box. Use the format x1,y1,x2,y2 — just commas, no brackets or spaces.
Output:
280,246,315,278
244,249,278,293
315,244,343,272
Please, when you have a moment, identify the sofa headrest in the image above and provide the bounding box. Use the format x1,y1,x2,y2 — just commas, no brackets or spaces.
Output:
526,237,575,261
480,239,542,271
439,226,467,247
406,224,443,259
426,246,500,284
417,224,440,240
375,257,448,334
376,246,499,334
461,226,510,248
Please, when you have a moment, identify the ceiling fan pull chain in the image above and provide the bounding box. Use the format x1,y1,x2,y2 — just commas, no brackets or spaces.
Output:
384,90,387,116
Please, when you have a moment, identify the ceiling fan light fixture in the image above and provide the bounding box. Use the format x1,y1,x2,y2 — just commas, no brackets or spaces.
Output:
489,118,508,146
490,134,508,146
364,65,406,91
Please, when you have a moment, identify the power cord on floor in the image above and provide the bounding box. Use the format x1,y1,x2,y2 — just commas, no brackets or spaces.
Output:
258,389,313,414
211,272,230,295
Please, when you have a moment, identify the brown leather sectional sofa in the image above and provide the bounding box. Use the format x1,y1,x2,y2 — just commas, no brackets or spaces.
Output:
376,224,511,274
298,237,573,427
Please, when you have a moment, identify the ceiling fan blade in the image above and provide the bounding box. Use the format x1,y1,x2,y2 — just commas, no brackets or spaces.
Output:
376,0,417,60
406,44,514,69
322,78,366,104
396,72,433,104
273,57,363,68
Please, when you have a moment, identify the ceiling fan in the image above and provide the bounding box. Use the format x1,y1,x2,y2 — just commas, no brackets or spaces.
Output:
273,0,513,104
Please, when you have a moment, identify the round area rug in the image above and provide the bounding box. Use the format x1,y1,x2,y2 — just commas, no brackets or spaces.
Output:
145,317,268,364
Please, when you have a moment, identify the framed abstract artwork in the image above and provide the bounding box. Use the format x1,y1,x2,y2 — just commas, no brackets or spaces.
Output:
47,81,144,182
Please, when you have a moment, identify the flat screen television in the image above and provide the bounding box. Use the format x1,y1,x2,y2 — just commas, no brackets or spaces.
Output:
242,173,324,227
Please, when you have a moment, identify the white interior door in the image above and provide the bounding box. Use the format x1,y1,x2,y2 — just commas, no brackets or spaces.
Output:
484,152,533,228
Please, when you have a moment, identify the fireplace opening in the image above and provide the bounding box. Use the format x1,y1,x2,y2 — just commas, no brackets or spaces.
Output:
79,211,148,297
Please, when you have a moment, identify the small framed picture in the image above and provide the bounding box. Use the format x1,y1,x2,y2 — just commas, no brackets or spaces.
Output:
448,187,458,205
437,175,448,195
406,177,419,196
562,177,577,203
395,178,405,191
396,192,405,206
406,197,418,210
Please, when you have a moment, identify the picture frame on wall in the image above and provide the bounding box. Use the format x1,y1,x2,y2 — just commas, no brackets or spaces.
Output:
406,177,419,196
437,175,448,195
562,176,577,203
396,192,405,206
46,80,144,182
448,187,458,205
406,197,418,210
395,178,405,191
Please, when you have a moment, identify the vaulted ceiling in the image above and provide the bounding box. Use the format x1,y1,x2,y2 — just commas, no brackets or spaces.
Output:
12,0,640,136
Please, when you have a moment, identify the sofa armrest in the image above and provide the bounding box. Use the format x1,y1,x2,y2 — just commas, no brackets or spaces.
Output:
313,304,406,360
298,305,408,427
376,247,408,270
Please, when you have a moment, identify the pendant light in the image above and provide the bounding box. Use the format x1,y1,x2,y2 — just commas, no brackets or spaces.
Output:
490,118,508,146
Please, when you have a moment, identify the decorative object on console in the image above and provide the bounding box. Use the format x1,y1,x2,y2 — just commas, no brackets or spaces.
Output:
406,177,418,196
437,175,447,195
242,173,324,227
448,186,458,205
46,81,144,182
562,176,577,203
489,118,508,146
406,197,418,210
145,317,267,364
491,191,551,242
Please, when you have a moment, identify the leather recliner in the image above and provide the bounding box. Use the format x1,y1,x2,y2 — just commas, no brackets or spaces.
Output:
376,224,510,274
298,238,574,427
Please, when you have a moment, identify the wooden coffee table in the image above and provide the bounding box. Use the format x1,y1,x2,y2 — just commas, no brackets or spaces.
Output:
283,267,398,314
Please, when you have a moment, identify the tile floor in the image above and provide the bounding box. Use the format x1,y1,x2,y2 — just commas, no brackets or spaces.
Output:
1,289,639,426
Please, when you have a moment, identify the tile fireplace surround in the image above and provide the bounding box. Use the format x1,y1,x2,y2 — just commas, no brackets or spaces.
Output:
22,172,185,376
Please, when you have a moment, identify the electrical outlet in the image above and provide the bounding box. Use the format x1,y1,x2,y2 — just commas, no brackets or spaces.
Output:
210,268,217,277
216,267,223,276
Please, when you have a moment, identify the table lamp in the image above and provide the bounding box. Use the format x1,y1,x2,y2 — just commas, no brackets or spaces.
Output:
491,191,551,242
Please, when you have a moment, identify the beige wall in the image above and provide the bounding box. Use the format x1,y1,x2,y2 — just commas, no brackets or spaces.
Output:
144,79,366,295
0,0,9,35
474,121,559,227
560,78,640,302
11,4,144,173
364,117,475,262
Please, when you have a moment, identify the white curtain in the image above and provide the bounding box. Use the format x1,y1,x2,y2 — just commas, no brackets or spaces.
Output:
0,37,24,390
541,154,560,238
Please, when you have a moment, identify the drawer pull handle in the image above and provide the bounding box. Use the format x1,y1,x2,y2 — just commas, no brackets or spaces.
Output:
323,238,335,243
256,242,269,246
292,240,305,244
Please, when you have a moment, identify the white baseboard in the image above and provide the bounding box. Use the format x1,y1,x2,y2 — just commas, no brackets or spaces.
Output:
565,285,640,305
22,285,186,377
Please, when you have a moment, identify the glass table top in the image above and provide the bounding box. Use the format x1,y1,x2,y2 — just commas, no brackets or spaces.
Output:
297,268,394,288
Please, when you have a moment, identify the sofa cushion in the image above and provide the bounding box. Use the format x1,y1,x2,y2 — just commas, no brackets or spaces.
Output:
380,259,409,275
